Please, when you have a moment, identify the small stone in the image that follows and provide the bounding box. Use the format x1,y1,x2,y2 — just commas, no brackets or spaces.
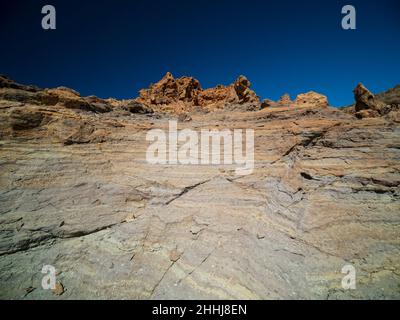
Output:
52,282,64,296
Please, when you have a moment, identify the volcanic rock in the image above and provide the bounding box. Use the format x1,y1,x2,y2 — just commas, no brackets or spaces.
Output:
376,84,400,106
0,76,399,300
260,99,275,109
233,75,259,104
137,72,202,106
278,93,292,105
294,91,329,108
136,73,260,112
123,101,154,114
348,83,400,119
354,83,386,114
8,108,45,130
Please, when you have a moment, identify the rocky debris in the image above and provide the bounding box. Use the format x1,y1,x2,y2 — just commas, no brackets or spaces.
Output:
294,91,329,108
0,77,399,300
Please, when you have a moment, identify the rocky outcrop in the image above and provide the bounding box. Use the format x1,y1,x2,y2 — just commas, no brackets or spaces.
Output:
135,73,260,112
278,93,292,105
8,108,46,130
0,77,399,300
197,84,238,110
233,75,259,104
347,83,400,119
137,72,202,106
0,76,114,114
294,91,329,108
354,83,386,115
376,84,400,106
260,92,329,109
0,75,40,92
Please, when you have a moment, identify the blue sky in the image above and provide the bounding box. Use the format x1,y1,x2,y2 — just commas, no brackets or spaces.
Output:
1,0,399,106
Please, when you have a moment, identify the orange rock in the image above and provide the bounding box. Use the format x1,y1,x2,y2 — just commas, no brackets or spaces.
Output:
197,84,238,111
278,94,292,105
354,83,385,114
137,72,201,106
135,73,260,113
52,282,65,296
294,91,329,108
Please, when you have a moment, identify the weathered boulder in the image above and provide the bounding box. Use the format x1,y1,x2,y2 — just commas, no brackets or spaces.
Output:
294,91,329,108
354,83,386,114
233,75,259,104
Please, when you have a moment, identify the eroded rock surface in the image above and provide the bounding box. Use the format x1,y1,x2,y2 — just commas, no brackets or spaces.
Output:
346,83,400,120
0,77,399,300
135,73,260,113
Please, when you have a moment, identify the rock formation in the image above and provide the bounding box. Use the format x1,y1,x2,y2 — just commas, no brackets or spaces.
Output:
294,91,329,108
135,72,260,113
354,83,386,116
0,76,399,300
343,83,400,119
137,72,202,106
278,93,292,105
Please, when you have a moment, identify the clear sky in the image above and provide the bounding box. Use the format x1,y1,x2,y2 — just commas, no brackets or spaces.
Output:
1,0,399,106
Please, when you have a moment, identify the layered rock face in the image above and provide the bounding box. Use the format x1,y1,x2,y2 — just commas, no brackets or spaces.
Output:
0,76,399,300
